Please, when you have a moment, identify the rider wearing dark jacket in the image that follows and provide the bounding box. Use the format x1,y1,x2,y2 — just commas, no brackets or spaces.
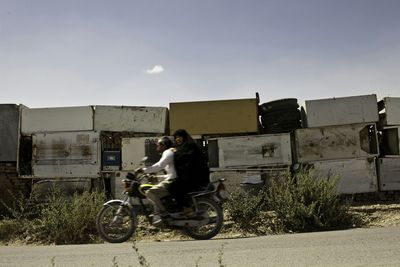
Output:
169,129,210,212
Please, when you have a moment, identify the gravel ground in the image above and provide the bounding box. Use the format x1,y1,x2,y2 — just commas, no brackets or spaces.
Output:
349,203,400,228
134,202,400,242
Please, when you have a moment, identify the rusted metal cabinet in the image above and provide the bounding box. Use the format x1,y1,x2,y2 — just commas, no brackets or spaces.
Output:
208,133,292,169
94,106,168,133
29,131,101,178
295,123,379,163
0,104,19,162
378,157,400,191
169,98,259,135
311,158,378,194
21,105,94,134
305,94,379,128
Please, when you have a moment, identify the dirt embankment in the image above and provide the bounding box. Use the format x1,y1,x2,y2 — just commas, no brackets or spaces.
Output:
350,203,400,228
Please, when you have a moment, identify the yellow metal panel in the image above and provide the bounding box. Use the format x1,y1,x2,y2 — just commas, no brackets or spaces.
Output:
169,98,259,135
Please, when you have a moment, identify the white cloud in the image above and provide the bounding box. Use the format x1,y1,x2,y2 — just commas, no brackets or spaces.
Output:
146,65,164,74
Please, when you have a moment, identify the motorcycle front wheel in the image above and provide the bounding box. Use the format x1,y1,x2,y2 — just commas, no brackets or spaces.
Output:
96,202,137,243
184,198,223,240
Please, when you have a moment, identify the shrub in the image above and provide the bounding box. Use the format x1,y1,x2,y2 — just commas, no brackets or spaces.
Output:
27,189,105,244
0,190,40,220
223,186,268,233
0,219,24,242
266,169,354,232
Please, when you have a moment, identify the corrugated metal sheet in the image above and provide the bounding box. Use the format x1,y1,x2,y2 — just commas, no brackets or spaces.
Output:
305,94,379,128
311,157,378,194
94,106,168,133
0,104,19,161
169,98,259,135
21,106,93,134
295,123,379,163
31,131,100,178
209,133,292,169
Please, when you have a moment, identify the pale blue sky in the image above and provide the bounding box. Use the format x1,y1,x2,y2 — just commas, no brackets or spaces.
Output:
1,0,399,108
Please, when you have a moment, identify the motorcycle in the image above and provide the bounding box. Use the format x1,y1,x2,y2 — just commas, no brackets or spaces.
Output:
96,164,229,243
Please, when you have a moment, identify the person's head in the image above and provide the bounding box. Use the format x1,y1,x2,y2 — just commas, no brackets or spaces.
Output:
156,136,173,152
173,129,191,146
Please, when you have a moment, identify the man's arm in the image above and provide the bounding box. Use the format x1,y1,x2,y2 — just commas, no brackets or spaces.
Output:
143,149,173,174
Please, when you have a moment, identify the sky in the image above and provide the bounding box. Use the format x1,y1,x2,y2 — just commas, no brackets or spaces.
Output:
1,0,400,108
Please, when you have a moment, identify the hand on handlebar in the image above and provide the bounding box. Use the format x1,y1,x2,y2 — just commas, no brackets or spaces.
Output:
135,168,144,174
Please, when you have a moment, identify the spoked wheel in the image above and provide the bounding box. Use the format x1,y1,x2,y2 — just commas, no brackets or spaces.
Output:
184,198,223,240
96,202,137,243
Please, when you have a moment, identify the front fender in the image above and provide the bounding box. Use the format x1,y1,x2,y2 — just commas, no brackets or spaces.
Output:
103,199,126,207
103,199,136,217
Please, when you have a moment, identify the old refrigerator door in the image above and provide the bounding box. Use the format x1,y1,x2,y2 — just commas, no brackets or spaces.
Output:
32,131,101,178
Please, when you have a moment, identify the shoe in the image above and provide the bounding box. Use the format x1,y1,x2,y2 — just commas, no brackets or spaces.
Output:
152,214,163,225
152,212,169,226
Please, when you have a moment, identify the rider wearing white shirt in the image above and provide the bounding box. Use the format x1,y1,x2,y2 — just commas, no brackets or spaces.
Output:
142,137,177,224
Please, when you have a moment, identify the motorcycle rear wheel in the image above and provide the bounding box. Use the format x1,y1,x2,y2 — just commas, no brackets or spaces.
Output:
184,198,223,240
96,202,137,243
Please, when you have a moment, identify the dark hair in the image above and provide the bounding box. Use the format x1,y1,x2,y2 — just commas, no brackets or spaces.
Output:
173,129,189,139
157,136,173,149
173,129,195,147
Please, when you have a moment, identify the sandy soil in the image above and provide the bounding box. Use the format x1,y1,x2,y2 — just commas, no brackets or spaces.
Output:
135,202,400,242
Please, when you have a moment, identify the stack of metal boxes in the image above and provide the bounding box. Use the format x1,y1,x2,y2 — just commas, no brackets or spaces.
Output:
377,97,400,191
297,94,380,194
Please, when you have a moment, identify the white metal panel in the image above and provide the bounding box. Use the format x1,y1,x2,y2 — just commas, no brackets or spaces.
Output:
312,158,378,194
32,131,100,178
305,94,378,127
384,97,400,125
210,168,289,193
94,106,167,133
295,123,379,163
21,106,93,134
378,157,400,191
212,133,292,168
121,137,161,170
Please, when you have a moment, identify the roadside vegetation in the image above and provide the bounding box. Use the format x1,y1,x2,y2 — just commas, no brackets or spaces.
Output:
1,169,360,245
0,188,105,244
224,168,359,234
